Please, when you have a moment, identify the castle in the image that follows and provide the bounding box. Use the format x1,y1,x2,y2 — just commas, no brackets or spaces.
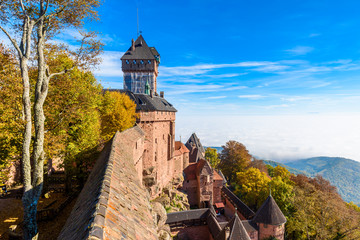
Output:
59,35,287,240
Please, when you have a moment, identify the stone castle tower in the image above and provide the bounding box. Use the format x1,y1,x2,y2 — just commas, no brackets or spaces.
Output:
121,35,160,94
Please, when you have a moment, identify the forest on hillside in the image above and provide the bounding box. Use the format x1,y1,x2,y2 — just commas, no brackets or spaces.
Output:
206,142,360,239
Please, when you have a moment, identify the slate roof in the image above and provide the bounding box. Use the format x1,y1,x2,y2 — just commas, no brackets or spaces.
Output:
121,35,158,60
166,208,209,224
105,89,177,112
58,127,158,240
242,220,258,233
252,195,287,225
185,133,205,155
222,187,255,219
215,213,251,240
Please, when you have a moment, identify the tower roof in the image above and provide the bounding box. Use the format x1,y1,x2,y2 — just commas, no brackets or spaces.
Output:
252,195,287,225
185,133,205,154
121,35,158,60
216,213,251,240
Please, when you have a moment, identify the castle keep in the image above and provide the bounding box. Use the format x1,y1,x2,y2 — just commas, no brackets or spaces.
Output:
59,35,287,240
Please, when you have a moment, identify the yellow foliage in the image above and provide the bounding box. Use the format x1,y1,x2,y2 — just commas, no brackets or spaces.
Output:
100,91,138,141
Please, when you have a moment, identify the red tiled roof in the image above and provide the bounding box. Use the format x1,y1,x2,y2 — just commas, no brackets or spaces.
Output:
213,170,224,181
183,163,197,180
215,202,225,208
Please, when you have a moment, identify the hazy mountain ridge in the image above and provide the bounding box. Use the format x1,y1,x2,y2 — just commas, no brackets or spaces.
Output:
262,160,310,176
284,157,360,204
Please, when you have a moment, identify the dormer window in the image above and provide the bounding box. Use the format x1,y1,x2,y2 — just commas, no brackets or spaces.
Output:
140,60,144,64
133,60,136,64
125,60,129,64
148,60,151,64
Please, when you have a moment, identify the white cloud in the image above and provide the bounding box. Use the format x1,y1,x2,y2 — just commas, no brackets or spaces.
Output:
238,95,266,100
176,114,360,162
93,51,124,77
203,96,227,99
286,46,314,55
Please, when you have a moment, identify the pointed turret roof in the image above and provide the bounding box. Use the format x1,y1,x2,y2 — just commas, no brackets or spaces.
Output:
215,213,251,240
121,35,158,60
252,195,287,225
186,133,205,153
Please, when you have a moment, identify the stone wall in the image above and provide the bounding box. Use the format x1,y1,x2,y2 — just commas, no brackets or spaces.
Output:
258,223,285,240
58,127,159,240
138,111,179,197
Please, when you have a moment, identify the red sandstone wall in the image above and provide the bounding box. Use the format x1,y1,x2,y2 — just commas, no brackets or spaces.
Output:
224,197,246,220
183,179,198,206
212,179,223,204
258,223,285,240
138,111,177,196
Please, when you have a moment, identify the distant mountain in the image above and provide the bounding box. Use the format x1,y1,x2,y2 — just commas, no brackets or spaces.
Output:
285,157,360,205
262,160,309,176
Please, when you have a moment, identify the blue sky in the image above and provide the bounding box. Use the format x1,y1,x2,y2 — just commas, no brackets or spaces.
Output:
3,0,360,162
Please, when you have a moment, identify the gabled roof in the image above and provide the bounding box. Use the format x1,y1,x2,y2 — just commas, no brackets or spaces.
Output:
252,195,287,225
121,35,157,60
185,133,205,154
216,213,251,240
174,141,190,156
105,89,177,112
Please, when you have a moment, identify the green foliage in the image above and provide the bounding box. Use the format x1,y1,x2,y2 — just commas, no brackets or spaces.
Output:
218,140,252,182
205,147,219,169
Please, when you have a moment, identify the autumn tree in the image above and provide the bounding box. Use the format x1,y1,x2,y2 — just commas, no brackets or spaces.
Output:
205,147,220,169
0,1,101,239
235,167,270,209
0,45,23,183
100,91,138,141
218,140,252,182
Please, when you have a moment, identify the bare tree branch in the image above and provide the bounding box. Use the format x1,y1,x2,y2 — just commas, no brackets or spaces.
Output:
19,0,26,13
0,25,22,57
48,66,75,80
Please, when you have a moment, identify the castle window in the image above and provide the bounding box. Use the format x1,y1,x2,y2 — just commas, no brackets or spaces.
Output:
140,60,144,64
148,60,151,64
126,60,129,64
133,60,136,64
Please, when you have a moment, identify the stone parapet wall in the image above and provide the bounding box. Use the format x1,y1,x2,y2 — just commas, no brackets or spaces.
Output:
58,127,158,240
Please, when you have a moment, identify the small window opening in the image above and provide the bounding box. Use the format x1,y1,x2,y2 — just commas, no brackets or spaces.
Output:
133,60,136,64
140,60,144,64
148,60,151,64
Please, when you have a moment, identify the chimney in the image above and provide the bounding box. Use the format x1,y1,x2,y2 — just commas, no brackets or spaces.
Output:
224,226,230,239
150,89,153,98
131,39,135,51
160,91,164,98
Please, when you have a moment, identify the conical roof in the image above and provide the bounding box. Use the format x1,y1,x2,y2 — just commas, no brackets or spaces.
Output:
252,195,286,225
216,213,251,240
121,35,157,60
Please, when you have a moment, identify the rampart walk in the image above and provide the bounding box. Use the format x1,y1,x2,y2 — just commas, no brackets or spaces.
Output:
58,126,158,240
